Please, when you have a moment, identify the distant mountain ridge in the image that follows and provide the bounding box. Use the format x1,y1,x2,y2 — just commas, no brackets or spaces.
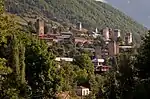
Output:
5,0,147,42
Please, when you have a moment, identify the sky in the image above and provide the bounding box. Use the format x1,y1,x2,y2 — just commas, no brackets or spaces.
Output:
96,0,150,28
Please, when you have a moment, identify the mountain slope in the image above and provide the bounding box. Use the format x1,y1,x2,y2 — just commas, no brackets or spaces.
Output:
5,0,147,42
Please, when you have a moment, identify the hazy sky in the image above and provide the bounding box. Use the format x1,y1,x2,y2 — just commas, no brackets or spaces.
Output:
99,0,150,28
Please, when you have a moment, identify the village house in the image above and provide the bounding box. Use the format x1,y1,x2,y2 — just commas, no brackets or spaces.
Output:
92,58,104,67
76,86,90,96
55,57,73,62
95,65,112,72
92,57,111,72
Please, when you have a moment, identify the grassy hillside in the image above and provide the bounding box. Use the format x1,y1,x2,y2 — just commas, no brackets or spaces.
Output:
5,0,147,42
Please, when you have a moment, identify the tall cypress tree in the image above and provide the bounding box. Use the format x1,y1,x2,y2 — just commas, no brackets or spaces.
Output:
12,35,20,81
20,42,26,84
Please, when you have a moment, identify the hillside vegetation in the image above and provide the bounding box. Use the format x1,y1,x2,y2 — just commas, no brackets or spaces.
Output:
5,0,147,42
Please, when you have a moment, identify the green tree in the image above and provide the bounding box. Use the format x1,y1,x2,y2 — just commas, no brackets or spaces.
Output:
0,58,12,75
24,36,58,98
57,62,77,92
74,53,94,75
136,31,150,78
11,35,20,81
134,31,150,99
19,42,26,84
104,54,136,99
0,1,60,97
74,54,98,98
76,69,88,85
0,58,20,99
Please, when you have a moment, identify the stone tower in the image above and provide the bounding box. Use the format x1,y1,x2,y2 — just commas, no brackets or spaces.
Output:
125,32,132,44
114,29,121,41
36,19,44,36
109,28,114,40
108,41,119,56
102,27,110,41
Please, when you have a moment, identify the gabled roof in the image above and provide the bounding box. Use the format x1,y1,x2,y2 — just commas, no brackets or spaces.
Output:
92,58,104,63
119,46,133,49
61,31,73,35
77,86,89,89
55,57,73,62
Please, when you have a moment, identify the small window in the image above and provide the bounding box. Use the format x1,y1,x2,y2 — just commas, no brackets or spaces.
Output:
84,90,86,95
86,90,89,95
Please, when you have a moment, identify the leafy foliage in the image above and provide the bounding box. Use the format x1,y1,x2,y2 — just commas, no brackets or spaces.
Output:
103,54,136,99
134,31,150,99
0,1,59,98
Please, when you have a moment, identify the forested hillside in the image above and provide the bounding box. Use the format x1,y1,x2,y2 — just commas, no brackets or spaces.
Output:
5,0,147,42
1,0,150,99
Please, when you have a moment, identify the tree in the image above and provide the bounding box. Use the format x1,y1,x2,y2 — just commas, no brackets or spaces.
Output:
134,31,150,99
0,58,12,75
11,35,20,81
75,69,88,85
74,53,94,75
24,36,58,98
57,62,77,92
74,54,100,98
104,54,136,99
0,1,60,97
136,31,150,79
0,58,20,99
19,42,26,84
116,54,136,99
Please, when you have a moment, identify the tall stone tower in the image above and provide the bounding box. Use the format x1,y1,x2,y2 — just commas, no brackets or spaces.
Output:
108,41,119,56
114,29,121,41
125,32,132,44
36,19,44,36
102,27,110,41
109,28,114,40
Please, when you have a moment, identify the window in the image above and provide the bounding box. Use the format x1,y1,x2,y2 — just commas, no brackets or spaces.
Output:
83,90,86,95
86,90,89,95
